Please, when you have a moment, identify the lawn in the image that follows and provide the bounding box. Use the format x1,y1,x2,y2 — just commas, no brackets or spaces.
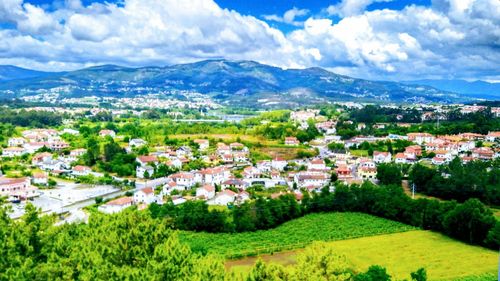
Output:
225,231,498,281
179,212,415,259
349,149,369,157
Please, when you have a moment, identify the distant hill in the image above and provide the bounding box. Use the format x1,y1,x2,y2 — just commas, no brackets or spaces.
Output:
403,79,500,99
0,60,471,107
0,65,54,81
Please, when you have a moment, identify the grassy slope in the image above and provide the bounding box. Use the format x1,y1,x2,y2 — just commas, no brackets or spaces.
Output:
225,231,498,281
180,212,415,258
329,231,498,280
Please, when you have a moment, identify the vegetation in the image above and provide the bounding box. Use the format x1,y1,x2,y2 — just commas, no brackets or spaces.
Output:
180,212,414,258
409,159,500,205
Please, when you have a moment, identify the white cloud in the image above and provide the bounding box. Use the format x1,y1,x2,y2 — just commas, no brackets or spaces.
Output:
327,0,394,18
0,0,498,81
263,7,309,27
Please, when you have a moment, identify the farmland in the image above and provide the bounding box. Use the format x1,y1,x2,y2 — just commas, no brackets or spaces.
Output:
225,231,499,281
179,212,415,258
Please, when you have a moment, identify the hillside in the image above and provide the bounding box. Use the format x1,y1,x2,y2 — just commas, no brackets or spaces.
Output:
404,79,500,99
0,60,467,107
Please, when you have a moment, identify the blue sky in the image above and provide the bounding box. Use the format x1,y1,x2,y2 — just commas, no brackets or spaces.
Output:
0,0,498,81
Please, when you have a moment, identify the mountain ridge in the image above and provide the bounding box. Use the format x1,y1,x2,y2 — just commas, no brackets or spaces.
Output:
0,60,486,107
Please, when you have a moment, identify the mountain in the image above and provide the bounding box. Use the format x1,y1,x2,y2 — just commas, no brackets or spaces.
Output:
0,65,53,81
0,60,471,107
404,79,500,99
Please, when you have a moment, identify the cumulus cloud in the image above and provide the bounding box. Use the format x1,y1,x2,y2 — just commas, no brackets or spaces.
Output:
0,0,498,81
327,0,394,18
263,7,309,26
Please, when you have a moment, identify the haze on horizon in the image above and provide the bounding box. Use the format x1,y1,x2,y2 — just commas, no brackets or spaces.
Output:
0,0,499,82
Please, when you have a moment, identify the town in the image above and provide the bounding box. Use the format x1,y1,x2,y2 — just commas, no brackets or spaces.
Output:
1,103,498,224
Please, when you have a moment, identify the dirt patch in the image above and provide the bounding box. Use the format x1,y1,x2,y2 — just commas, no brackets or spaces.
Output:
225,249,300,271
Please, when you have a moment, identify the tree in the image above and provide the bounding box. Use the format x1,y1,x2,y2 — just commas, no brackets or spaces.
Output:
377,164,402,186
443,199,496,245
354,265,391,281
411,268,427,281
104,140,123,162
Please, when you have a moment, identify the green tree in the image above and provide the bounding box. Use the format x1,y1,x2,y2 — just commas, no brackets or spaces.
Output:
377,164,402,186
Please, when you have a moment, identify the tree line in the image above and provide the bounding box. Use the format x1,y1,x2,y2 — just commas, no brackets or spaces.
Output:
409,159,500,206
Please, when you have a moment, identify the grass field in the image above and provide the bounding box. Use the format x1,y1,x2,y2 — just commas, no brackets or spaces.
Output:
180,212,415,258
226,231,499,281
169,134,279,146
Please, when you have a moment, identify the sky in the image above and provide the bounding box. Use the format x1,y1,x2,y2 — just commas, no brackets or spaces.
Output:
0,0,498,82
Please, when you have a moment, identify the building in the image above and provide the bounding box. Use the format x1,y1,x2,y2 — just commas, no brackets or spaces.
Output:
213,189,237,205
221,179,249,190
199,166,230,185
373,151,392,164
99,129,116,138
136,165,154,179
407,133,435,145
136,155,159,167
308,159,327,170
133,187,157,204
98,197,134,214
196,184,215,199
485,132,500,142
32,172,49,185
285,137,300,146
170,172,196,188
72,165,92,177
0,177,37,200
271,157,287,171
193,139,209,151
2,147,26,157
358,166,377,180
8,137,26,147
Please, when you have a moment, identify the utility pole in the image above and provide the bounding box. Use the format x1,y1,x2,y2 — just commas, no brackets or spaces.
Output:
412,183,415,199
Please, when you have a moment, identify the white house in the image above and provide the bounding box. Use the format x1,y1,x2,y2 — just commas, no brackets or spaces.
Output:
32,172,49,185
307,159,326,170
129,138,147,148
136,165,154,179
199,166,230,185
213,189,237,205
72,165,92,177
485,132,500,142
136,155,159,167
99,129,116,138
170,172,196,188
373,151,392,164
271,157,287,171
61,128,80,135
2,147,26,157
408,133,435,145
8,137,26,147
98,197,134,214
133,187,157,204
194,139,209,151
0,176,38,200
196,184,215,199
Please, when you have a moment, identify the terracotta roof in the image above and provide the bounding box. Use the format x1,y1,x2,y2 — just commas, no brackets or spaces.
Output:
140,187,154,194
73,165,91,172
106,197,133,206
137,155,158,163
